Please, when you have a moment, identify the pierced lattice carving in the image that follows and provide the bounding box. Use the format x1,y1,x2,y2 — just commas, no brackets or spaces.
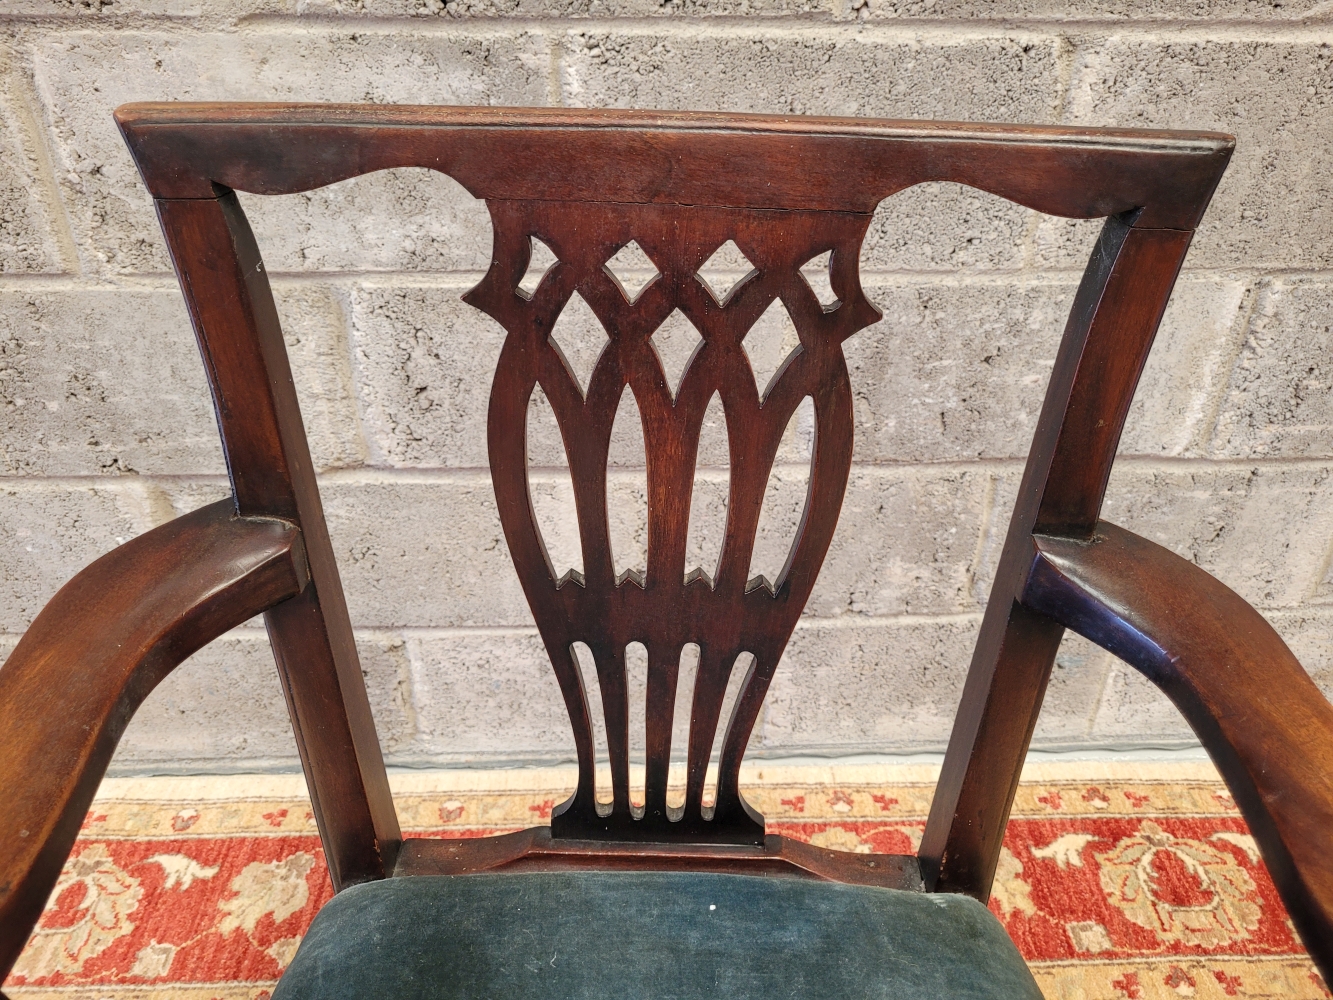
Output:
469,200,879,843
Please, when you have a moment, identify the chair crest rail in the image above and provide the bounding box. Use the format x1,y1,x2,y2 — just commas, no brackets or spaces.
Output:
117,102,1231,229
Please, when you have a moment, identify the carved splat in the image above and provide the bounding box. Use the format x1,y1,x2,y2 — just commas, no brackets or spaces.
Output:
470,201,879,843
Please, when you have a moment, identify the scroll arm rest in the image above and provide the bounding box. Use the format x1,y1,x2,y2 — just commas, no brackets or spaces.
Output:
0,499,308,979
1022,520,1333,975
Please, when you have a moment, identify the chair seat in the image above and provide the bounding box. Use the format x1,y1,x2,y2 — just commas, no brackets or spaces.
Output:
273,870,1041,999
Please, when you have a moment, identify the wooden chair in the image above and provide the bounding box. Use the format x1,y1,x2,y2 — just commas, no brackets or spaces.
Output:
2,103,1331,993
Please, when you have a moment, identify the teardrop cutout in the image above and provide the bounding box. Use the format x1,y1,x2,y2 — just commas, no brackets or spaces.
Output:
685,391,729,586
526,383,582,584
747,397,815,594
608,385,648,587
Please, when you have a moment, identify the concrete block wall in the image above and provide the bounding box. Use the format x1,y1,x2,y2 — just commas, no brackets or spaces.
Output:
2,0,1333,775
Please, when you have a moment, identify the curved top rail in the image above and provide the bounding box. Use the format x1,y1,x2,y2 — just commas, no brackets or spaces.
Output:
115,102,1234,228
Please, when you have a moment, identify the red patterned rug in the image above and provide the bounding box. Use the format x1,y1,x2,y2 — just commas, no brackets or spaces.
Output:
4,762,1324,999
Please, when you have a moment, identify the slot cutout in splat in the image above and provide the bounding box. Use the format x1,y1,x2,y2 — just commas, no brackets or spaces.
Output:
649,310,704,401
572,642,611,814
626,641,649,813
603,240,660,304
667,643,701,814
744,298,801,402
748,397,815,595
526,383,582,585
518,236,559,299
548,291,609,398
608,386,649,588
696,240,757,305
703,652,753,817
799,250,840,311
685,391,729,587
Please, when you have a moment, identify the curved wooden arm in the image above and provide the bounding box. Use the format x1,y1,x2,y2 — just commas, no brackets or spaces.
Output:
1022,520,1333,973
0,500,308,978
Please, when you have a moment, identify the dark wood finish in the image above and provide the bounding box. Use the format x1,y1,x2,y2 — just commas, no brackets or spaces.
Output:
395,830,921,891
23,101,1333,978
1022,521,1333,973
918,217,1197,894
155,191,402,888
112,102,1235,853
476,201,875,842
0,500,308,976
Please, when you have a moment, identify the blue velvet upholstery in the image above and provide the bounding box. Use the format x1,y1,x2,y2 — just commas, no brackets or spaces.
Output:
273,871,1041,999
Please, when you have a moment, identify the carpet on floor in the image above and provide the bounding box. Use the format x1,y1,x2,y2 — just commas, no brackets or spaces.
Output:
3,761,1324,1000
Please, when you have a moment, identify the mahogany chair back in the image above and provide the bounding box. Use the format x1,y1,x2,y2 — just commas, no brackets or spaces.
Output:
113,104,1233,891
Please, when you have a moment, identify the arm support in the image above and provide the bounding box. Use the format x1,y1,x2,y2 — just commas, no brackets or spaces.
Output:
0,499,308,977
1023,520,1333,972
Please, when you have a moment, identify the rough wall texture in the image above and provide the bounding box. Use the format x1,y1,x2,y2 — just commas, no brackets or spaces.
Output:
1,0,1332,775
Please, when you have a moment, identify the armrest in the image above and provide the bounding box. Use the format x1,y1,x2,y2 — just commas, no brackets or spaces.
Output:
0,499,308,977
1022,520,1333,972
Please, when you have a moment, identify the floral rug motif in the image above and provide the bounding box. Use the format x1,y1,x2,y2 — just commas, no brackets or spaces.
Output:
3,761,1324,1000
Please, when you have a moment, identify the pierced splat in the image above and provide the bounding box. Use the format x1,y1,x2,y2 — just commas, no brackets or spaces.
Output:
471,201,879,844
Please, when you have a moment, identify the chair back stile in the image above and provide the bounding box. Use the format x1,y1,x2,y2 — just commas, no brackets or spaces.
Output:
115,103,1233,894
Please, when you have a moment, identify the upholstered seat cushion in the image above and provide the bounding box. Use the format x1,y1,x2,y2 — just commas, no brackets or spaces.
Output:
273,871,1041,999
